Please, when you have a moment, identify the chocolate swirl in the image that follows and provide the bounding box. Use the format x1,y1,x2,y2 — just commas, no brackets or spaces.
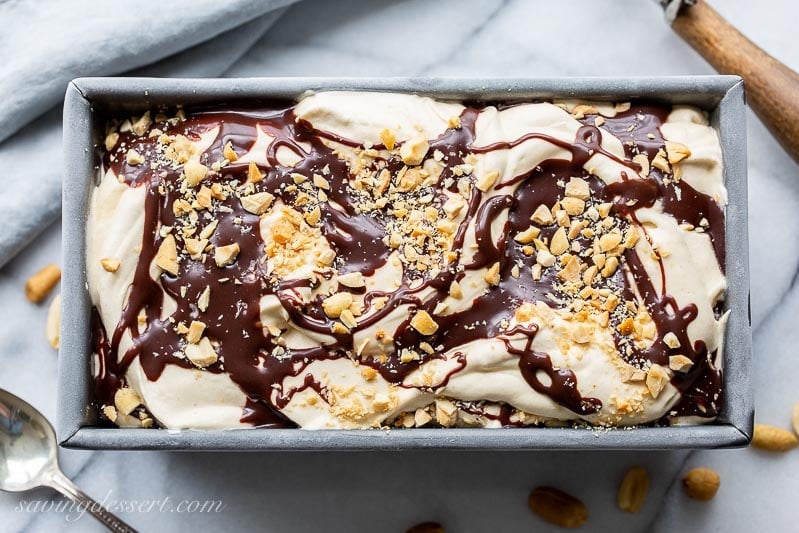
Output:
92,98,725,427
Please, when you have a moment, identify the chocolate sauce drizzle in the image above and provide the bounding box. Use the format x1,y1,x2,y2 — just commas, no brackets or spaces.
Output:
92,99,725,427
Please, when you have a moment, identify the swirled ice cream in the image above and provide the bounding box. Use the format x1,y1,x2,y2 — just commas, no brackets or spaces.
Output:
88,92,727,430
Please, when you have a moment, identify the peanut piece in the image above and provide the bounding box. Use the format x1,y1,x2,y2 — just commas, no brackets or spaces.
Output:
223,141,238,162
131,111,151,136
617,466,649,513
304,206,322,226
565,177,590,200
25,264,61,303
536,250,556,268
411,310,439,335
102,405,118,423
380,129,396,151
414,409,432,427
601,256,619,278
100,258,121,272
126,149,144,165
241,192,274,215
476,171,499,192
663,331,681,349
323,292,354,318
313,174,330,189
557,256,582,283
331,322,350,335
449,280,463,299
184,160,208,187
46,294,61,349
645,364,669,399
652,149,670,172
185,337,218,367
340,309,358,329
195,186,213,210
400,134,429,166
665,141,691,164
571,104,599,118
633,154,650,177
435,399,457,427
156,235,179,275
618,317,635,336
531,204,554,225
528,486,588,528
599,231,622,252
515,226,541,244
186,321,206,344
247,161,263,183
550,228,569,256
484,261,501,286
560,197,585,216
682,468,720,501
197,286,211,312
338,272,365,288
582,265,598,286
752,424,799,452
184,238,207,259
214,243,240,267
669,355,693,373
114,388,142,416
104,131,119,152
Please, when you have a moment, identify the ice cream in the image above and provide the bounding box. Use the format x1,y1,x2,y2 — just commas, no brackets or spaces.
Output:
87,92,727,430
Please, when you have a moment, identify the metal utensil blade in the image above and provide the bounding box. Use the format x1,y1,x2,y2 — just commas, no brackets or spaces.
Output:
656,0,697,23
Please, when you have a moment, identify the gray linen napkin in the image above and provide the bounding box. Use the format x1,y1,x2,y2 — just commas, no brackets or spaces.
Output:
0,0,297,265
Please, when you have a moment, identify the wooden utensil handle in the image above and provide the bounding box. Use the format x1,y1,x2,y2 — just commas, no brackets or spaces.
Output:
672,0,799,164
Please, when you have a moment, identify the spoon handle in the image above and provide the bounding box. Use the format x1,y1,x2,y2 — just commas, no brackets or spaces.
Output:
47,469,138,533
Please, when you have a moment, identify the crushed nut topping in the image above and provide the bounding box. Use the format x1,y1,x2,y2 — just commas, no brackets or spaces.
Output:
92,97,726,430
410,310,439,336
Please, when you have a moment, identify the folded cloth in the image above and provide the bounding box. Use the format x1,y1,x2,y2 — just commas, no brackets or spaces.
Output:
0,0,297,266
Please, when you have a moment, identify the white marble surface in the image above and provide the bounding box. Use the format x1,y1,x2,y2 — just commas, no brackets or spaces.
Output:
1,0,798,531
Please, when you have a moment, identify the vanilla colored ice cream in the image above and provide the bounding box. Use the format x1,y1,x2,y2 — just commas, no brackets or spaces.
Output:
87,92,727,430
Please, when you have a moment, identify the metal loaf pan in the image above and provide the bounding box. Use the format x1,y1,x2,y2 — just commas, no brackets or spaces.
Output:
58,77,752,450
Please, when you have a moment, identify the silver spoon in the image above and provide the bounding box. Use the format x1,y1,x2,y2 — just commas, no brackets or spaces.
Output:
0,388,137,532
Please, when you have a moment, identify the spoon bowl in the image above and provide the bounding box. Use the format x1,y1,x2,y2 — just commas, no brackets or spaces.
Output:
0,388,136,532
0,389,58,493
